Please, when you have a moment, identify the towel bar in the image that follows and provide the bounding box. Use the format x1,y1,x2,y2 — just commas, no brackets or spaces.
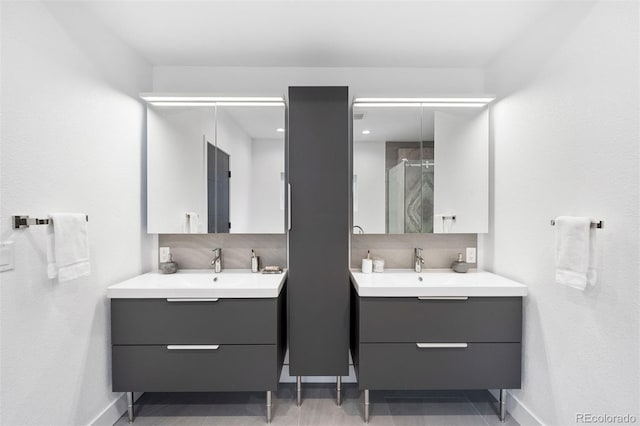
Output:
550,219,603,229
12,215,89,229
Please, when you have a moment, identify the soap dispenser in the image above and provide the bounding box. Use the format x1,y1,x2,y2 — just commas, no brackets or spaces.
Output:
451,253,469,273
159,253,178,274
251,249,260,273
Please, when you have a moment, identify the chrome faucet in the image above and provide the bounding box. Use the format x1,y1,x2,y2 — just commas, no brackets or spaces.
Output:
211,248,223,273
414,248,424,273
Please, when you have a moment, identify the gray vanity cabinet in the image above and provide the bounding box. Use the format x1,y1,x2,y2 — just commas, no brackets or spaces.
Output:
287,86,350,403
350,285,522,422
110,289,286,422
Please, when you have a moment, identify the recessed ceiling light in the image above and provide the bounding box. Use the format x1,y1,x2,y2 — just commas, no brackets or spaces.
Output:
362,130,371,135
276,128,285,132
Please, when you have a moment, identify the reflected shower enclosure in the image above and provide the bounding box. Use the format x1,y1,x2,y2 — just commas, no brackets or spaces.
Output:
388,155,434,234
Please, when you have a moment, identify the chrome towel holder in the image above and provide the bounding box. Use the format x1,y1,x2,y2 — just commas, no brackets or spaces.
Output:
12,215,89,229
550,219,603,229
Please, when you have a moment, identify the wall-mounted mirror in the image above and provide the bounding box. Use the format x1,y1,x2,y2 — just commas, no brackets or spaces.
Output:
147,102,285,234
352,100,489,234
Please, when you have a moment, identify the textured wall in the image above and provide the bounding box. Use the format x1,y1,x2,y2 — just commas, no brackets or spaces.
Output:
0,2,153,425
484,2,639,424
351,233,476,269
159,234,287,270
158,233,475,271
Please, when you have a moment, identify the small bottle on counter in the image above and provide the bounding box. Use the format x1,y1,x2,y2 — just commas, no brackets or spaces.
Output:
159,253,178,274
251,249,260,273
451,253,469,273
372,258,385,273
362,250,373,273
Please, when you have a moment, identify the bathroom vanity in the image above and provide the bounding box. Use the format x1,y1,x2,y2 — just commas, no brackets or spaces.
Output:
350,270,527,423
107,270,287,423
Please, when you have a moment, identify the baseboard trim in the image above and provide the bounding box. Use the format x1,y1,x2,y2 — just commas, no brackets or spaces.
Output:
489,389,545,426
89,392,143,426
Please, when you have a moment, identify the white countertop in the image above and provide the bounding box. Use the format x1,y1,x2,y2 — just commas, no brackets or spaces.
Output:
350,269,527,297
107,269,287,299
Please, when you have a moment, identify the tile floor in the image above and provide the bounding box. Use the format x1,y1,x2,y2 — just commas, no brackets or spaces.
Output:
114,384,519,426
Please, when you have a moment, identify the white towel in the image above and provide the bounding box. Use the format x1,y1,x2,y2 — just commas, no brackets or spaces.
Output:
46,213,91,282
555,216,597,290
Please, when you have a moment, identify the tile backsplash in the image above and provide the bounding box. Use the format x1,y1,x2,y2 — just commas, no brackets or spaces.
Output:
159,233,475,271
351,234,477,269
159,234,287,270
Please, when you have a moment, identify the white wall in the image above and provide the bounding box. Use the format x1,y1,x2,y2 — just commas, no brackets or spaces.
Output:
249,139,285,233
484,2,639,424
0,2,153,425
147,106,214,233
353,140,386,234
216,109,252,232
153,66,485,97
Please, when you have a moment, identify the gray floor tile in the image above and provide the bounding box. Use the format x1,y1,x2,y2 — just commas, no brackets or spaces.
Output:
464,391,519,426
113,386,519,426
385,396,488,426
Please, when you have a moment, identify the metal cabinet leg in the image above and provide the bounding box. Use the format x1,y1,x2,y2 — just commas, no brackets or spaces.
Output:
296,376,302,407
126,392,134,423
364,389,370,423
336,376,342,406
499,389,507,422
266,391,273,423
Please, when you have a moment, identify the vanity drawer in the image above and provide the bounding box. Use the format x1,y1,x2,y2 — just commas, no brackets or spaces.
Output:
359,297,521,343
358,342,521,390
112,344,279,392
111,298,279,345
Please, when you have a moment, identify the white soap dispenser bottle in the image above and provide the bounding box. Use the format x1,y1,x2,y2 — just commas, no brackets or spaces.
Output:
251,249,260,273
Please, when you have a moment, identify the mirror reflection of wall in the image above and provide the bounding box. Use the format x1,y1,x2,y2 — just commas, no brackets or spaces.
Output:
216,106,285,234
352,100,489,235
147,106,215,234
147,102,285,234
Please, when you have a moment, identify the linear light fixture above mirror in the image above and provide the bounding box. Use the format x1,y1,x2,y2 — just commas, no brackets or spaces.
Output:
353,96,495,108
140,93,286,107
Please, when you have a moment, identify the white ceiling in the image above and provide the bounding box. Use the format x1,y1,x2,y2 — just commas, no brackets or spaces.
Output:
82,1,556,68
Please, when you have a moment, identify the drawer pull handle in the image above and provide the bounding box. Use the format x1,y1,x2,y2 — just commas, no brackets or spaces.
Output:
417,296,468,300
166,345,220,350
416,343,468,349
166,298,219,302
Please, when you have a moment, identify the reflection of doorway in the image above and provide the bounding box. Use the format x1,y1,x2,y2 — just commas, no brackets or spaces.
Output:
207,143,230,233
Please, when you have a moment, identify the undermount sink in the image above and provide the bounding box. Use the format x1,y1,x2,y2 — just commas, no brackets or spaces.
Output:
350,269,527,298
107,269,287,299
